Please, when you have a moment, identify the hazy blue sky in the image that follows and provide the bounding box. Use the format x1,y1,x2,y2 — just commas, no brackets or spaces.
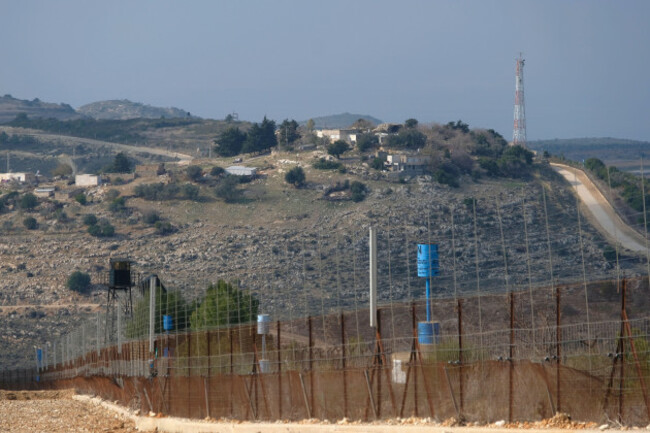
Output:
1,1,649,141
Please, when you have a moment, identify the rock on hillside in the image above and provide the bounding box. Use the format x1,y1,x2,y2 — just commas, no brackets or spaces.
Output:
78,99,192,120
0,95,82,123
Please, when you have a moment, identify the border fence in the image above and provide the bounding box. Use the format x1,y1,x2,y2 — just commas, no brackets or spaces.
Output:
5,168,650,425
3,276,650,425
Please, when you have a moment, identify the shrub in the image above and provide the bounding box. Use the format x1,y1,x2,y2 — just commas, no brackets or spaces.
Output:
312,158,343,170
88,220,115,237
285,166,306,187
350,181,368,202
108,197,127,213
105,189,120,201
23,216,38,230
370,157,385,171
83,214,98,225
20,193,38,210
210,166,225,177
154,221,175,235
214,176,241,203
186,165,203,182
74,193,87,205
67,271,91,294
142,210,160,225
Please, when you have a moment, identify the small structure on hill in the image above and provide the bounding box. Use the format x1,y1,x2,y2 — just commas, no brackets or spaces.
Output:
75,174,103,187
226,166,257,177
0,172,36,184
34,187,55,198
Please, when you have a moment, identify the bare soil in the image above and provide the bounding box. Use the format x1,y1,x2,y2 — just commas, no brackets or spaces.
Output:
0,389,138,432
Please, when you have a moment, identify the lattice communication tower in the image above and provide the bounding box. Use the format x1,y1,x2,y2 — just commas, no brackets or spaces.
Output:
513,54,527,147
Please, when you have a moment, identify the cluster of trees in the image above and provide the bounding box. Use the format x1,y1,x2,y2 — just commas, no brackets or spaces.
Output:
312,158,344,171
84,214,115,237
213,117,278,156
125,279,258,338
585,157,649,216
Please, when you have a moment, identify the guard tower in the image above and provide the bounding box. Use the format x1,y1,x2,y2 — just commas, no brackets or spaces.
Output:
107,258,136,317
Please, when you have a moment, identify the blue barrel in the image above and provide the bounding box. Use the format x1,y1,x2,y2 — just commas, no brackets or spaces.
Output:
163,315,173,332
417,244,439,277
418,322,434,344
418,321,440,345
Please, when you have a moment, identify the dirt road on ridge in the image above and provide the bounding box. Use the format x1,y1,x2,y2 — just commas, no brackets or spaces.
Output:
551,163,647,253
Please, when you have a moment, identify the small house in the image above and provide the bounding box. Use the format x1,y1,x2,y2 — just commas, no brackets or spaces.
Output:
34,187,55,198
226,166,257,177
75,174,103,187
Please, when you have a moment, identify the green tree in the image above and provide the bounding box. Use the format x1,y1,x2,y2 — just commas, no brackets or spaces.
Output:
83,214,98,225
242,116,277,154
190,280,259,330
278,119,300,146
356,133,379,152
67,271,91,294
20,193,38,210
74,193,87,205
285,166,305,187
404,118,419,128
23,216,38,230
350,181,368,202
498,145,534,178
126,285,193,337
214,127,246,157
327,140,350,159
186,165,203,182
387,129,427,149
110,152,132,173
306,118,315,132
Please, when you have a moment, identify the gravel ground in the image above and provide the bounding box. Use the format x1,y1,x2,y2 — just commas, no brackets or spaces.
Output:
0,390,138,433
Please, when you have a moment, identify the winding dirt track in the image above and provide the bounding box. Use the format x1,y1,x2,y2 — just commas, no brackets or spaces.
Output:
551,163,647,253
0,126,193,163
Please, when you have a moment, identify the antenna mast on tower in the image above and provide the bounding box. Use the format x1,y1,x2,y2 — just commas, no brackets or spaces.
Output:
513,53,527,147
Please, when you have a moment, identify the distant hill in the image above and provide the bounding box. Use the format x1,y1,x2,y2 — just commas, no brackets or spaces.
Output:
0,94,82,124
529,137,650,165
78,99,193,120
299,112,382,129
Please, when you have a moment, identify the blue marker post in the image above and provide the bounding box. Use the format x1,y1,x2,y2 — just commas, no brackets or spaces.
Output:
417,244,439,345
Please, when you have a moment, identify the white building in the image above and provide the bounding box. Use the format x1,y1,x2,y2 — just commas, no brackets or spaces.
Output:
75,174,103,187
225,166,257,177
0,172,36,183
316,129,359,144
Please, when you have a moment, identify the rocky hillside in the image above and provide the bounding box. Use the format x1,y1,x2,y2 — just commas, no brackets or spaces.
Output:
0,144,644,368
0,95,82,123
77,99,192,120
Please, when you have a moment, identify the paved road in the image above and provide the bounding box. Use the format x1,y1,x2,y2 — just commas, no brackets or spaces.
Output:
552,163,648,253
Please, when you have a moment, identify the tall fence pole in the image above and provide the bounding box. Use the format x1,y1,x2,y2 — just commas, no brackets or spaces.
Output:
457,299,464,416
509,292,515,422
149,277,156,354
556,286,562,414
341,312,348,419
619,279,626,423
308,315,314,418
277,320,282,419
